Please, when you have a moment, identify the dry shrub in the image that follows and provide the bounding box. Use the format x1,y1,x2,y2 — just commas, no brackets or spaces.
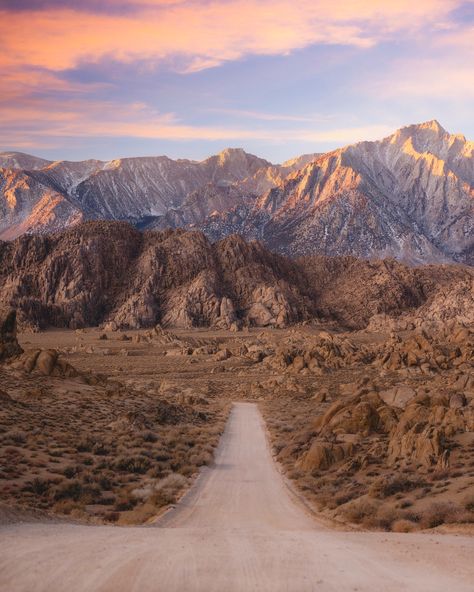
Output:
52,479,102,504
53,499,81,515
340,498,378,524
114,455,151,474
132,473,187,506
23,477,51,496
141,431,158,443
392,519,417,533
153,473,187,504
63,465,82,479
369,475,424,499
419,502,473,529
8,431,27,444
154,448,172,462
114,497,137,511
364,506,399,530
334,490,359,506
189,451,213,467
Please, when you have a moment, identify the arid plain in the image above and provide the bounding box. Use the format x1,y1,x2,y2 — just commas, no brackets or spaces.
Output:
1,318,474,590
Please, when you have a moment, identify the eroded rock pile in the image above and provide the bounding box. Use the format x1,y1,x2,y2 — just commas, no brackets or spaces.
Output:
1,222,472,331
291,378,474,474
375,324,473,374
263,332,370,374
12,349,79,378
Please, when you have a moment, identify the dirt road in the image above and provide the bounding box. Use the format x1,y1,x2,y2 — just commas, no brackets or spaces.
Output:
1,402,473,591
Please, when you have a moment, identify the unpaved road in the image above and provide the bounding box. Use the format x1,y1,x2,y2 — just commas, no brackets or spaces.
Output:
1,402,473,591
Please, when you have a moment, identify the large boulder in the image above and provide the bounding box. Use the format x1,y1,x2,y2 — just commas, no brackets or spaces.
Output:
388,423,446,467
298,441,354,471
314,392,394,437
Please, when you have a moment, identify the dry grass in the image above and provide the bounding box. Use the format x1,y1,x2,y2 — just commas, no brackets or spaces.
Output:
0,328,233,524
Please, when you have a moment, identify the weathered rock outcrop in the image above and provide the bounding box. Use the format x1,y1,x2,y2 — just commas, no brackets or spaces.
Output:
0,310,23,361
0,222,472,330
292,375,474,473
375,324,473,374
0,222,310,330
12,349,79,377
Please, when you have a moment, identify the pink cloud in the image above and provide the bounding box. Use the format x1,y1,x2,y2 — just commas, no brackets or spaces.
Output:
0,1,462,72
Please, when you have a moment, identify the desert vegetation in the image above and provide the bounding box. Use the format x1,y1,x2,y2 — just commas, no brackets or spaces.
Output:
1,302,473,533
261,325,474,532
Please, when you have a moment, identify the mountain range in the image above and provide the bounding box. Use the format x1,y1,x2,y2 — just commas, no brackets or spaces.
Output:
0,120,472,264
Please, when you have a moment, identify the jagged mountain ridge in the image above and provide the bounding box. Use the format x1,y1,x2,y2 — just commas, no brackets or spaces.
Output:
0,120,472,264
0,147,310,240
0,222,472,331
198,121,473,264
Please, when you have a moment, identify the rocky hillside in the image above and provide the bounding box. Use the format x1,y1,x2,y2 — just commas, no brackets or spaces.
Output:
0,222,472,330
1,121,471,265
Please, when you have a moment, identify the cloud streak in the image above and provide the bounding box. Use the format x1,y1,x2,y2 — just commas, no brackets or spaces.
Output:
0,93,395,147
0,1,462,72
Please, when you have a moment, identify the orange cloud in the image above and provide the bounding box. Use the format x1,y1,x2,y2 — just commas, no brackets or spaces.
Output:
0,1,461,72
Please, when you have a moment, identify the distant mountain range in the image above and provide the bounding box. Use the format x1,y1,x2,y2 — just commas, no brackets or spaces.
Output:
0,120,472,264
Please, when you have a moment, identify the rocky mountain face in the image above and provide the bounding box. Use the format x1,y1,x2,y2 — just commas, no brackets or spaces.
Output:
0,147,291,239
200,121,473,265
0,222,472,331
0,120,472,264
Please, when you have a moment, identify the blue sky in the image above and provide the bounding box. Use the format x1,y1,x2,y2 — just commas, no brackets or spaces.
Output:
0,0,472,163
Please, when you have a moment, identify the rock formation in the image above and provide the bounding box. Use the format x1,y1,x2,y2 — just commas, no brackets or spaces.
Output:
0,222,472,330
0,310,23,361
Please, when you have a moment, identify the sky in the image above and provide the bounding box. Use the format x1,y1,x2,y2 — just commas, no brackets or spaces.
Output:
0,0,473,163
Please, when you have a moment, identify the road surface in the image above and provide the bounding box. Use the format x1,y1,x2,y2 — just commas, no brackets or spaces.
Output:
1,402,473,591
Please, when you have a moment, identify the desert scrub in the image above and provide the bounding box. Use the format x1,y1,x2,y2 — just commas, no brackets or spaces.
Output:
368,475,425,499
23,477,51,496
419,501,474,529
7,431,27,444
339,498,378,524
63,465,83,479
132,473,187,505
392,519,417,533
114,455,152,474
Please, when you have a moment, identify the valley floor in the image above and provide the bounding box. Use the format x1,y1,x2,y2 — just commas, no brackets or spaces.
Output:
1,402,473,592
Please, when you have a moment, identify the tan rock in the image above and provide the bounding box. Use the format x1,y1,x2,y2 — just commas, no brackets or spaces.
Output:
298,441,354,471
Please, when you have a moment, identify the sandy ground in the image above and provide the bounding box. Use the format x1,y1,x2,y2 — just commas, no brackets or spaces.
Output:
0,402,473,592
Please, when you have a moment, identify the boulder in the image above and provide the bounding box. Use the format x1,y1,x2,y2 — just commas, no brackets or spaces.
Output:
388,424,446,467
214,348,231,362
314,394,389,437
298,441,354,471
379,385,417,409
